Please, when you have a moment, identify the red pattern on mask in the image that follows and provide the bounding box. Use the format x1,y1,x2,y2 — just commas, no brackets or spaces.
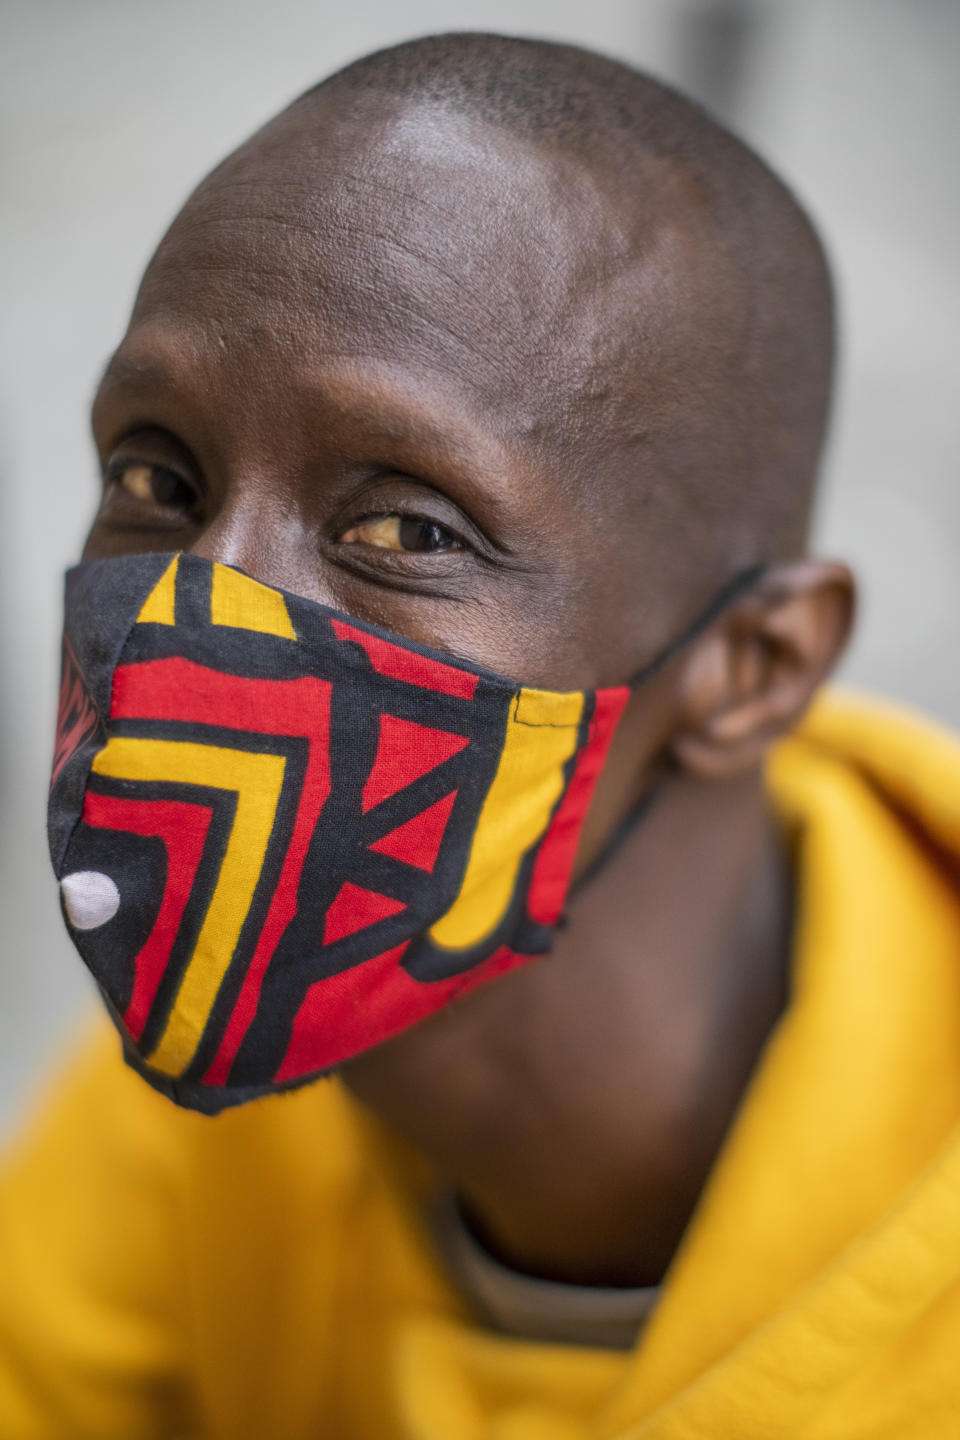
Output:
526,686,630,926
110,657,333,1086
275,942,527,1081
82,792,213,1040
369,790,458,872
52,636,99,786
362,715,469,811
332,618,479,699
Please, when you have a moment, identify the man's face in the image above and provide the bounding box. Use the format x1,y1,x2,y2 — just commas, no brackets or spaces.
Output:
86,97,716,694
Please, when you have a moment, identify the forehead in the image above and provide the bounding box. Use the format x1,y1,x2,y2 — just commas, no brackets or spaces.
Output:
142,114,567,359
125,100,697,447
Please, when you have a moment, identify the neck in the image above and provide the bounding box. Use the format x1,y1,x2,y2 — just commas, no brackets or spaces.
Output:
341,766,793,1288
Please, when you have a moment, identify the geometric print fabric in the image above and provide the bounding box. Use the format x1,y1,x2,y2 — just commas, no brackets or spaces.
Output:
50,552,629,1113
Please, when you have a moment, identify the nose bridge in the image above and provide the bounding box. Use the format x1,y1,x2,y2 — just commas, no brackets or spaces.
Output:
188,479,308,596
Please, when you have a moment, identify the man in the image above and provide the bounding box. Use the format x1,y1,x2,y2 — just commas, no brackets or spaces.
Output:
3,32,960,1439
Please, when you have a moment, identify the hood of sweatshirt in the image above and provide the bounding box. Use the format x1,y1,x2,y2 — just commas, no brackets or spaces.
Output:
591,688,960,1437
6,690,960,1440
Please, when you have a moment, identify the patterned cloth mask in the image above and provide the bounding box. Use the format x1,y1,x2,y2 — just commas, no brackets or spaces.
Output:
49,552,762,1113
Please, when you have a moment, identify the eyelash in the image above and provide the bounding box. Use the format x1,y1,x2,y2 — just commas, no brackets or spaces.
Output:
104,458,197,513
102,457,470,558
338,511,466,554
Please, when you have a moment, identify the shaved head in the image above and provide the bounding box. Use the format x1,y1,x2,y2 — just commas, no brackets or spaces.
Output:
93,32,837,691
307,34,833,550
217,35,830,556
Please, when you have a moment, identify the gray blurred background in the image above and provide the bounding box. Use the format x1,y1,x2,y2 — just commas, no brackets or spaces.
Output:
2,0,958,1137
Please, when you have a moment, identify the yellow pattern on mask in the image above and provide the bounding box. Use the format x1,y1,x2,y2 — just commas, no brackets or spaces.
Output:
429,686,583,952
91,736,286,1076
136,555,179,625
210,563,297,640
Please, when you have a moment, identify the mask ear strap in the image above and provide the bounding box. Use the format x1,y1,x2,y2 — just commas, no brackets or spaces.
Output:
567,566,769,904
566,775,668,900
627,563,769,689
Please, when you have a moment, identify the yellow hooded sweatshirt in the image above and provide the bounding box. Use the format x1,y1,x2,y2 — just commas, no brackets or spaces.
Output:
2,691,960,1440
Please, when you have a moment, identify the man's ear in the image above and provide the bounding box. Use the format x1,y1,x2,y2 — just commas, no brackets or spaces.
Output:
669,560,855,779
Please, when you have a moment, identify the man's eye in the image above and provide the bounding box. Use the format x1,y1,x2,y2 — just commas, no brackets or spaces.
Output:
339,514,462,554
108,461,194,511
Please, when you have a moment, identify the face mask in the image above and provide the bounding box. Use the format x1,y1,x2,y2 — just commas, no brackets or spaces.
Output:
49,551,762,1113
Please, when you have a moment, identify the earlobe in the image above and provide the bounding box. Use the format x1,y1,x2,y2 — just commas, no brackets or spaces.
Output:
669,560,856,780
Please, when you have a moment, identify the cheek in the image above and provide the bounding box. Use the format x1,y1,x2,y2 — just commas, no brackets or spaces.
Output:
418,584,626,691
492,589,643,692
80,518,161,561
81,512,200,564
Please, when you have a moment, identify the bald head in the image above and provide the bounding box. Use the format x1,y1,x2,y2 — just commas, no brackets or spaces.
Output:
296,33,835,561
95,34,837,692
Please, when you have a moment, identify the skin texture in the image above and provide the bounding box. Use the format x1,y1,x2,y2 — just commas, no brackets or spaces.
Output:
84,41,854,1286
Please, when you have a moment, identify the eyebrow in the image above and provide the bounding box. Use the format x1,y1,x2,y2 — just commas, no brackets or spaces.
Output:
92,341,542,545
